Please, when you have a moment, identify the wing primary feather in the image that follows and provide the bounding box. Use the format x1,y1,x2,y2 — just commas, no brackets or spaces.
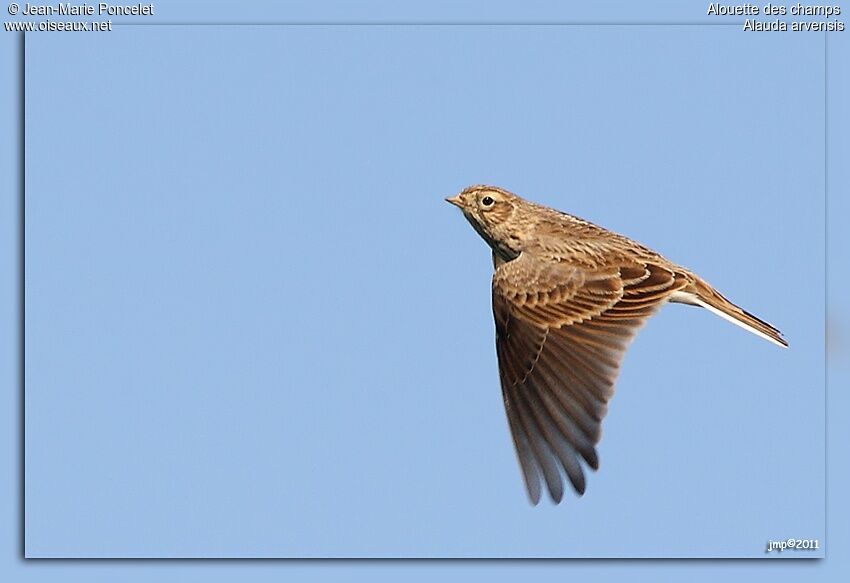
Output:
532,347,605,440
501,390,543,505
508,384,565,503
522,377,587,495
531,371,600,470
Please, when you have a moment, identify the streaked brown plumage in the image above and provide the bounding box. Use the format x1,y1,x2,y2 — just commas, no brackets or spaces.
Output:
446,185,787,505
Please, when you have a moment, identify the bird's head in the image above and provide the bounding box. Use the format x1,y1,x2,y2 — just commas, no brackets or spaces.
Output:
446,185,527,261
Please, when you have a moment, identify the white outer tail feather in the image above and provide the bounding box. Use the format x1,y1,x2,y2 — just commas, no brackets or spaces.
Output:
670,291,786,348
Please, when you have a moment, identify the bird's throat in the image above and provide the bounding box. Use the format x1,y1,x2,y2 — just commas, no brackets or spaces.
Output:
462,212,520,265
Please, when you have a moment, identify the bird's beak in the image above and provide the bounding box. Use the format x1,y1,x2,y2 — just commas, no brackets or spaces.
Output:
445,195,463,208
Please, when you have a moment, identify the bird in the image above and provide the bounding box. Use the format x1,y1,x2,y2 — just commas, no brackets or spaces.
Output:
445,185,787,505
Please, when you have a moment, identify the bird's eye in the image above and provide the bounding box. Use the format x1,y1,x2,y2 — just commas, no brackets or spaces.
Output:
481,196,495,207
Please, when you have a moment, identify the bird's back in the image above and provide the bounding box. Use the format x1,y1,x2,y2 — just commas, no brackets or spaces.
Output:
521,204,681,273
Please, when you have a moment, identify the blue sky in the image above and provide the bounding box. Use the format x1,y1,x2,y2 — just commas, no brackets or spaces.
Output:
2,0,848,579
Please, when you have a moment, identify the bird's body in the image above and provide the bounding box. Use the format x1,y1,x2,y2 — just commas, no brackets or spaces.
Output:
446,185,786,504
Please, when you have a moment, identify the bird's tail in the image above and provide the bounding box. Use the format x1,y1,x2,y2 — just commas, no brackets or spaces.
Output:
671,280,788,348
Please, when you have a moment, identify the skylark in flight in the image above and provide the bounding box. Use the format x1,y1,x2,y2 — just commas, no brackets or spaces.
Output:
446,185,787,504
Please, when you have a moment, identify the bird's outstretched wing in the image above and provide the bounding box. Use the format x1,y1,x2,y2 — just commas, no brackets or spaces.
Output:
492,252,689,504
